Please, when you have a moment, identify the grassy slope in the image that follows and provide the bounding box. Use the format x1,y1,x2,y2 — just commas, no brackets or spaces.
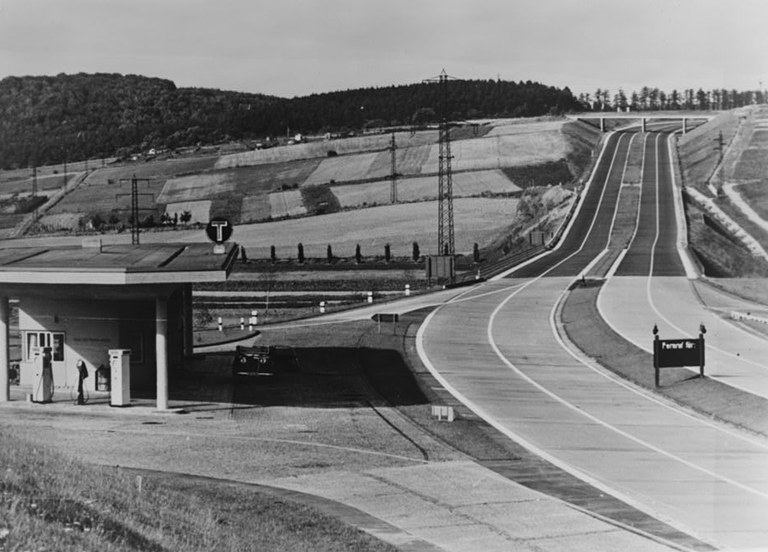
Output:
0,430,397,552
677,106,768,276
2,118,599,263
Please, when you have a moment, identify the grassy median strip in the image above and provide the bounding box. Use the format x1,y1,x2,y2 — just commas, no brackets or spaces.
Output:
0,431,396,552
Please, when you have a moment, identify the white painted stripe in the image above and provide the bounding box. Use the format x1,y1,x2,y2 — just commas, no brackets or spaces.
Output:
492,132,619,281
667,132,699,279
416,294,709,548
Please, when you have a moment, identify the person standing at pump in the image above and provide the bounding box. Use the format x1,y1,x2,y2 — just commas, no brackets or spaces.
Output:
76,360,88,405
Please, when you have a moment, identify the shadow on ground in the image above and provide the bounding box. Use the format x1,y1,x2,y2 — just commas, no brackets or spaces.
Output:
132,346,429,409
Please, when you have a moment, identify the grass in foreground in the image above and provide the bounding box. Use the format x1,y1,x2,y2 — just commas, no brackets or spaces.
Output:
0,431,396,552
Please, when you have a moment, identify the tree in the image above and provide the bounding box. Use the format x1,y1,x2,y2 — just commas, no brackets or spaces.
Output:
270,245,276,264
669,90,680,110
614,89,628,112
90,213,105,230
411,107,436,125
412,241,420,262
649,88,660,110
696,89,708,110
473,243,481,263
179,210,192,224
297,243,305,263
639,87,650,110
384,243,391,263
355,243,362,264
326,244,333,263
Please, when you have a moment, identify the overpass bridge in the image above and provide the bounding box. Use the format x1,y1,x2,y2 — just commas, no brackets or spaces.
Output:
567,111,718,133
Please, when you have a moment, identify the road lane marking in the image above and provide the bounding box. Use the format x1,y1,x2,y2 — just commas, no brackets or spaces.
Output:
486,287,768,502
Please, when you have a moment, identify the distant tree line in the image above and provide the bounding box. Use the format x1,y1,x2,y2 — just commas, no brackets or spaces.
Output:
578,87,766,112
0,73,580,169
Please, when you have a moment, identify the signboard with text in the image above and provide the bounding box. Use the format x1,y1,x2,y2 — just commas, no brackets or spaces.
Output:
654,338,703,368
653,333,705,387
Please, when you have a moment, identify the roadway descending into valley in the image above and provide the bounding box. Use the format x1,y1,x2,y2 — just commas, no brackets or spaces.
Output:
418,129,768,550
600,131,768,400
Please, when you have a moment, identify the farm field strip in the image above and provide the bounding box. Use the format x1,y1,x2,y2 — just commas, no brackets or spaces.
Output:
302,152,380,186
215,131,442,170
484,119,565,137
423,133,570,174
164,200,212,224
204,197,520,258
269,190,307,218
158,172,232,203
332,170,521,209
48,178,166,216
240,195,271,223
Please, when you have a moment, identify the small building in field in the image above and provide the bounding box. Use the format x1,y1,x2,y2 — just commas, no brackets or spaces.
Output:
0,240,237,409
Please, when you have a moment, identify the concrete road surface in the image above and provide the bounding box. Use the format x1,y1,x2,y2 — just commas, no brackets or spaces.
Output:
418,277,768,550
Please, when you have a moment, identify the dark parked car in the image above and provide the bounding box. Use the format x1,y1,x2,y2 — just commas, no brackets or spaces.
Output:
232,345,299,379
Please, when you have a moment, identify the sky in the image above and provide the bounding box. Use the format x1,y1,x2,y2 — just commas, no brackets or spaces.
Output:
1,0,767,99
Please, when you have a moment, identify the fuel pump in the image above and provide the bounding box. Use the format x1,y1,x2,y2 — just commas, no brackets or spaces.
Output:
32,346,53,403
75,359,88,405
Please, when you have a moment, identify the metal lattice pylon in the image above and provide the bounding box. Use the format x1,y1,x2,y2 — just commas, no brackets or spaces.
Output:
390,131,398,204
437,116,454,256
423,69,457,257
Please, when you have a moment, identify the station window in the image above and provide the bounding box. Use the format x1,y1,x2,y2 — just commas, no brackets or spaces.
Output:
24,331,65,362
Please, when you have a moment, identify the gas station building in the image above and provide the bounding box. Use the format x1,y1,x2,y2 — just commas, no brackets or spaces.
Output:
0,240,237,410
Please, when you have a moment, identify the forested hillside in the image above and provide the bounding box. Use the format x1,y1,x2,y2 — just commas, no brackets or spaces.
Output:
0,73,581,169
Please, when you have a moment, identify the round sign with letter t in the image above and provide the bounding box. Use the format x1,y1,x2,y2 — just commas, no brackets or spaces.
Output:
205,218,233,243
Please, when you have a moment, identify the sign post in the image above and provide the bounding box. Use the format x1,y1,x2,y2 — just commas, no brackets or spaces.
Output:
205,217,233,254
653,324,706,387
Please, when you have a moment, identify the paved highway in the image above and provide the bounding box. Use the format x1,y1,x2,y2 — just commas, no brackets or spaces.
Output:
600,131,768,399
418,129,768,550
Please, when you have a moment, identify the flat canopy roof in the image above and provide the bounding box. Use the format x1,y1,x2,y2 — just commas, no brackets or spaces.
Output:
0,242,237,285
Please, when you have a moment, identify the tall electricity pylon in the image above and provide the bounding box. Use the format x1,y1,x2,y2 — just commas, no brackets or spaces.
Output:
423,69,458,256
390,131,398,204
117,176,154,244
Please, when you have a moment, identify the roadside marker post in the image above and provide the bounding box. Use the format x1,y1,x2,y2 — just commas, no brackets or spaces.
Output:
248,310,257,331
240,317,245,331
320,301,326,314
367,291,373,304
652,324,706,387
405,284,411,296
217,317,223,332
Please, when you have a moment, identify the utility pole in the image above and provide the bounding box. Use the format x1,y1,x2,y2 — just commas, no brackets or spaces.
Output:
117,175,154,244
423,69,459,257
32,166,38,222
714,131,725,196
390,131,398,204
